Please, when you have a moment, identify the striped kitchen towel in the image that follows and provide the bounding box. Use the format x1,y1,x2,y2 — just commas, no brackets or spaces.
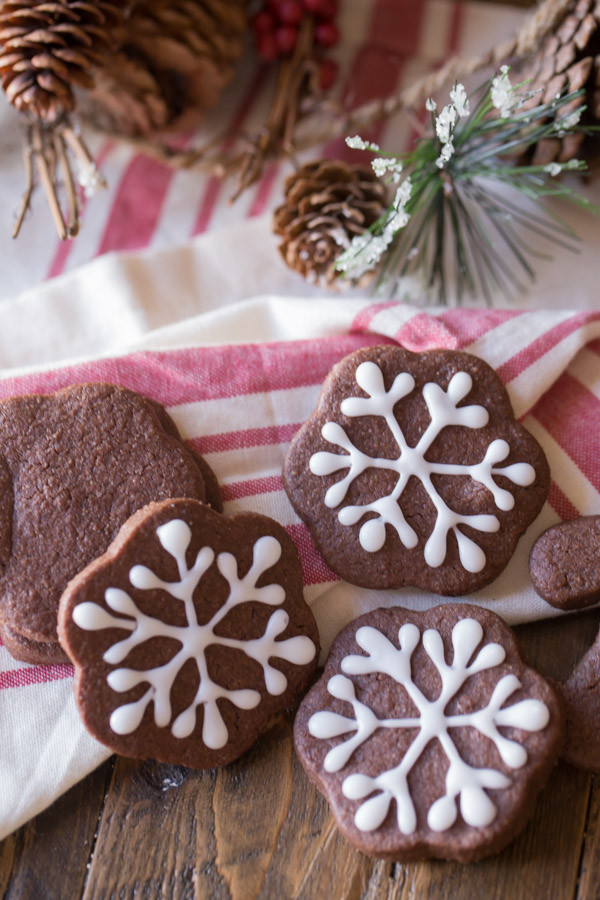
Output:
0,297,598,840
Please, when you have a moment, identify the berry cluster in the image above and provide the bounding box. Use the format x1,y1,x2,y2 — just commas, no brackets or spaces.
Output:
252,0,340,76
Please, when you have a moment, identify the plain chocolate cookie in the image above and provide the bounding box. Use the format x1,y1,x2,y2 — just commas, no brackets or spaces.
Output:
530,515,600,610
559,625,600,771
0,382,221,663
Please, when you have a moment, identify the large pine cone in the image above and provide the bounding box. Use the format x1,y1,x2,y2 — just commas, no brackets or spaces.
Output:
517,0,600,165
80,0,247,137
273,159,388,290
0,0,125,122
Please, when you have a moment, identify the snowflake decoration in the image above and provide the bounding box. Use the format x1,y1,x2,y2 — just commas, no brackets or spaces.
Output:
72,519,316,750
308,617,550,835
308,361,536,573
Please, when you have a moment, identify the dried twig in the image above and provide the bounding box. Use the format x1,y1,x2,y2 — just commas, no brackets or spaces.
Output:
54,131,79,236
13,118,109,240
31,122,68,240
12,127,34,239
10,0,575,237
97,0,574,189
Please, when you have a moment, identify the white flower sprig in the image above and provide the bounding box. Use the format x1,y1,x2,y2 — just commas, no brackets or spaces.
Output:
333,68,595,303
490,65,521,119
336,177,412,280
429,81,471,169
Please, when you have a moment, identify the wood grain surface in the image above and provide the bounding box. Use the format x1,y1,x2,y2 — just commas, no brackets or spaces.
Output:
0,608,597,900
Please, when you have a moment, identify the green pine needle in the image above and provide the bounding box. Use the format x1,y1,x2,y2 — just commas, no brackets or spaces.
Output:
335,70,599,304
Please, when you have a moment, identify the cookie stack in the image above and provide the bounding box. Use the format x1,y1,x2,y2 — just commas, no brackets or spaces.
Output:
0,384,221,664
1,346,597,863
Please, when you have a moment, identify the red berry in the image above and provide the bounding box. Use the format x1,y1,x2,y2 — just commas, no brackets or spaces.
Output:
257,30,279,61
317,0,338,16
302,0,334,14
278,0,304,24
275,24,298,54
252,10,276,32
318,58,338,91
315,21,339,47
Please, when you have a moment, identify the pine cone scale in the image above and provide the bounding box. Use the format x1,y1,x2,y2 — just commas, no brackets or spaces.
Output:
575,14,597,46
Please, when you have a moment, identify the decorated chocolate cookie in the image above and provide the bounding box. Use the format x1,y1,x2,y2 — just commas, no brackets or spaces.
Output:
530,516,600,610
283,346,549,595
0,383,221,664
58,499,319,768
295,605,562,862
560,625,600,771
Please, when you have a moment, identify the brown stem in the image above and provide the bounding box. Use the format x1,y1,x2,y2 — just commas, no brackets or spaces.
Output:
32,122,68,241
12,127,35,240
54,131,79,237
230,17,315,202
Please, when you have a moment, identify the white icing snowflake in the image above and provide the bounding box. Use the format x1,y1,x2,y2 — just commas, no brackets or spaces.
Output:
308,617,549,835
72,519,316,749
309,361,536,573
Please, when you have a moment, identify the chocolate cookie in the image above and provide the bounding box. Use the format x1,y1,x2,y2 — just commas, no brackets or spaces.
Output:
0,383,221,663
530,516,600,610
283,346,549,595
295,605,563,862
559,625,600,771
58,499,319,768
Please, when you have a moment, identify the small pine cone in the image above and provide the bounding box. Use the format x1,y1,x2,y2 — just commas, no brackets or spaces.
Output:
80,0,247,137
273,159,388,290
516,0,600,165
0,0,126,123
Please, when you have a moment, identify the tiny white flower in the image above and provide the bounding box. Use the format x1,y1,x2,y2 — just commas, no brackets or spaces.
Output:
557,109,581,130
435,104,457,143
329,226,351,248
491,67,517,119
544,162,562,177
371,157,403,178
385,210,410,233
436,140,455,168
392,178,412,211
425,98,437,112
345,135,379,151
345,135,368,150
449,83,470,117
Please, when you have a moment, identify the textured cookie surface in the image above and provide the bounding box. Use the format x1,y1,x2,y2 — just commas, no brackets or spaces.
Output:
59,499,319,768
283,346,549,594
560,626,600,771
530,516,600,610
294,604,562,862
0,383,220,652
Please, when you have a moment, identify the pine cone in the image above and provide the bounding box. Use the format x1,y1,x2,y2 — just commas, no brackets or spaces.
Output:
0,0,126,123
80,0,247,137
273,159,388,290
517,0,600,165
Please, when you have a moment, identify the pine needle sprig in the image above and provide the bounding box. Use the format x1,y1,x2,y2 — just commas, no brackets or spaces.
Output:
335,68,598,305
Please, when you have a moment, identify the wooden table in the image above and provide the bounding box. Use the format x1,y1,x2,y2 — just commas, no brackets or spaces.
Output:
0,607,598,899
